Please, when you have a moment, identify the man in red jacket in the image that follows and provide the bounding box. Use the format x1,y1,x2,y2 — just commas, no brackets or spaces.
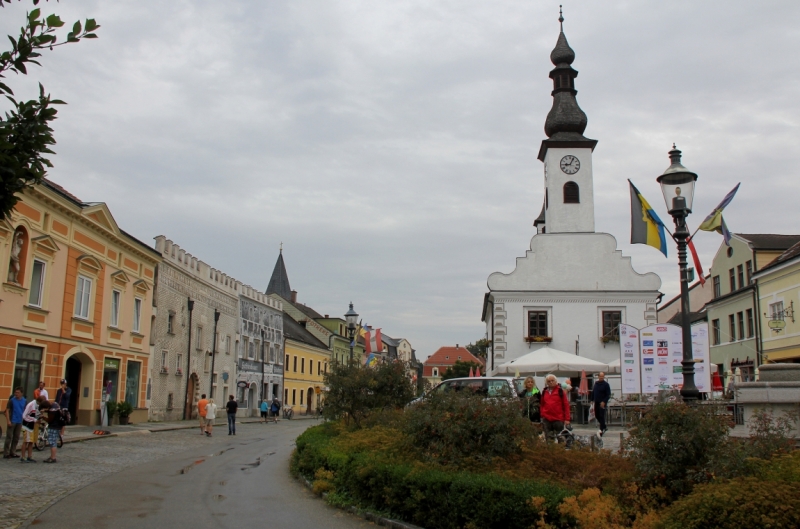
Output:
540,374,570,442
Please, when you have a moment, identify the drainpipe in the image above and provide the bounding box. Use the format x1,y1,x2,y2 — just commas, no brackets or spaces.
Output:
260,328,266,405
209,309,220,399
754,282,764,366
183,297,194,420
489,297,495,372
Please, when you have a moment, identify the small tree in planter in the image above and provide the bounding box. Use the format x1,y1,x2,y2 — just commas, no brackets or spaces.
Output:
105,400,117,424
116,401,134,425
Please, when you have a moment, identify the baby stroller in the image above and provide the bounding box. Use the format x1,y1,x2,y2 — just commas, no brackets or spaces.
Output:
557,424,603,451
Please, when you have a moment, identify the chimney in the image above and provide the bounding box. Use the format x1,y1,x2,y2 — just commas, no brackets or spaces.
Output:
456,344,459,349
291,290,297,303
324,314,329,318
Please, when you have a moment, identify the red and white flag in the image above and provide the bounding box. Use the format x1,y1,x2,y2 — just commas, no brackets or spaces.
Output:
365,328,382,354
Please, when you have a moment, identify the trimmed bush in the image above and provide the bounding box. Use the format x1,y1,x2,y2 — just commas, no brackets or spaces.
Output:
660,477,800,529
403,391,534,465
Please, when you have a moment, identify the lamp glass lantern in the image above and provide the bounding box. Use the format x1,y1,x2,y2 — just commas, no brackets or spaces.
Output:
656,146,698,215
345,302,358,332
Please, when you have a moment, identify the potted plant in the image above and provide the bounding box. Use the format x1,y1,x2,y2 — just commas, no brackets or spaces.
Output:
105,400,117,424
524,336,553,343
117,401,134,425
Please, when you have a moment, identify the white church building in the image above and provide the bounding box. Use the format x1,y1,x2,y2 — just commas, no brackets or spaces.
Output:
483,19,662,374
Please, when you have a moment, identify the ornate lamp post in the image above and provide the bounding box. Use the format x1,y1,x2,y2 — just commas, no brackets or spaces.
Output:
345,302,358,363
657,145,700,402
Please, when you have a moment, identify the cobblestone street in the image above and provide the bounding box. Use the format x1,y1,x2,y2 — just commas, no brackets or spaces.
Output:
0,428,224,529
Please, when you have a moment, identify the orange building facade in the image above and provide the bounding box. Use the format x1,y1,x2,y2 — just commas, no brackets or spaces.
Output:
0,180,160,425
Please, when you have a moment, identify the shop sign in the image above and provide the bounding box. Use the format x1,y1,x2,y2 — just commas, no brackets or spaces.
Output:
273,365,284,375
104,358,120,371
239,359,261,372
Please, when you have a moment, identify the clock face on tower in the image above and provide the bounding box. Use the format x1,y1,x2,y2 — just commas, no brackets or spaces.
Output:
560,155,580,175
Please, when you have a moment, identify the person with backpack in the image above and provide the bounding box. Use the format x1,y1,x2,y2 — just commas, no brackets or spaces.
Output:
55,379,71,436
269,397,280,423
539,374,570,442
42,400,65,463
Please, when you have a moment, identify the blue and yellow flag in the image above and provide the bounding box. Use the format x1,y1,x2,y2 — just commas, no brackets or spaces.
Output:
629,180,668,257
698,183,739,246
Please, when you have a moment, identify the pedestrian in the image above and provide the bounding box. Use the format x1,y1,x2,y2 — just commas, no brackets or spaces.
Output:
55,379,71,436
19,397,42,463
539,374,571,442
205,399,218,437
197,394,209,435
270,397,280,423
225,395,238,435
43,400,65,463
591,372,611,436
259,400,268,424
3,387,26,459
34,381,48,401
518,376,541,425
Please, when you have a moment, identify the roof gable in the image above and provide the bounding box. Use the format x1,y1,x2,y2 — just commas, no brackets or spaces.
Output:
424,346,484,367
82,203,120,235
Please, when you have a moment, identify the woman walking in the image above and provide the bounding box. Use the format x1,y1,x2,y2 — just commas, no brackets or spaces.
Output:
204,399,218,437
519,376,541,429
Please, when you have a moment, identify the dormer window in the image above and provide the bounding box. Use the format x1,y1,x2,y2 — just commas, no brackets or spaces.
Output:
563,182,580,203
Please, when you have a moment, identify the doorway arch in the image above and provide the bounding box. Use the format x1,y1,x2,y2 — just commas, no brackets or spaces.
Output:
62,347,96,425
248,383,257,417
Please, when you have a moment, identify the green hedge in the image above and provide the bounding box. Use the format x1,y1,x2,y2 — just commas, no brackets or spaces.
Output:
292,424,573,529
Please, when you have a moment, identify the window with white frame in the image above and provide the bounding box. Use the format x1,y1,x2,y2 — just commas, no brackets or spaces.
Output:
196,325,203,351
28,259,46,307
133,297,142,333
225,335,231,355
167,312,175,334
176,353,183,374
74,275,92,319
110,290,121,327
161,350,168,370
769,301,784,320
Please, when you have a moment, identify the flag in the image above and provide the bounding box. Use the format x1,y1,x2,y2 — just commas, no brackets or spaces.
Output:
364,353,378,367
476,367,481,377
629,180,668,257
698,183,740,246
468,367,474,378
687,237,706,285
365,328,382,354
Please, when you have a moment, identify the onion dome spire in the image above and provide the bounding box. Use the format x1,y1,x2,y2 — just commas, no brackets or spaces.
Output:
538,7,596,161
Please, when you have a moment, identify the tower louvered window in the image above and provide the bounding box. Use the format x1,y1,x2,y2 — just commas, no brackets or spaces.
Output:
563,182,579,203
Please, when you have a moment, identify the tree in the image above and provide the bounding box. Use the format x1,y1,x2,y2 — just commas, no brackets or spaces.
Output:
0,0,100,219
440,360,483,381
322,360,415,428
466,338,490,362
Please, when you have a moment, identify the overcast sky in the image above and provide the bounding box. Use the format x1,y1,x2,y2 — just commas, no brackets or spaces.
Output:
3,1,799,359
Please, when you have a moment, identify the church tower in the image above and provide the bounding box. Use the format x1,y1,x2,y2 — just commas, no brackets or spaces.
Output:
265,247,292,299
537,12,597,234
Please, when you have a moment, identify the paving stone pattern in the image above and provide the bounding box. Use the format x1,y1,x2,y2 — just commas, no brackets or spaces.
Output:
0,429,213,529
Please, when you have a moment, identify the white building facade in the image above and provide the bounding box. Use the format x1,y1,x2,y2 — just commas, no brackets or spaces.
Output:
483,23,661,374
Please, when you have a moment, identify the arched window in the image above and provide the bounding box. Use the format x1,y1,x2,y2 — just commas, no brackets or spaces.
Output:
563,182,580,203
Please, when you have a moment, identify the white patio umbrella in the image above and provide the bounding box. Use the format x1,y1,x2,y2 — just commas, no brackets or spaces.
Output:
495,346,610,376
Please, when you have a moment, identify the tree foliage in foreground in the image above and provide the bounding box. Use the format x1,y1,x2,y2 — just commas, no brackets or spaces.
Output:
322,360,415,428
1,0,99,219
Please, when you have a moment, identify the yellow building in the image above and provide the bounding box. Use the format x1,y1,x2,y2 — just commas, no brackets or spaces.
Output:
282,313,329,415
753,241,800,363
0,180,160,425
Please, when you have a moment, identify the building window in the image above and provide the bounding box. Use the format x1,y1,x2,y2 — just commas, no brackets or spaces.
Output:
124,361,141,406
713,276,721,298
284,388,288,405
769,301,784,320
528,311,548,338
293,356,297,372
324,362,327,373
255,340,261,362
12,344,43,401
737,312,745,340
225,335,231,354
737,265,744,290
432,367,439,377
28,259,45,307
728,314,736,342
161,350,168,369
301,358,305,374
197,326,204,351
563,182,580,203
167,392,174,409
317,361,321,375
300,390,304,405
745,260,752,284
729,268,736,292
167,312,175,334
133,297,142,333
204,351,211,372
286,354,290,367
176,353,183,374
746,309,754,338
602,311,622,340
292,389,296,405
74,275,92,319
712,319,721,345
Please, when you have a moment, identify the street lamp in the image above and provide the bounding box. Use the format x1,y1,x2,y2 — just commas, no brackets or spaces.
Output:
657,145,700,403
345,302,358,362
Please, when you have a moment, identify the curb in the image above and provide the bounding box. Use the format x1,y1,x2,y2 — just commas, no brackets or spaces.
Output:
297,475,424,529
61,418,269,444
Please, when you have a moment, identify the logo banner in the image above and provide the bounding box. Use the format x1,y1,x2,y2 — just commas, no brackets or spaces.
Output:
619,324,641,394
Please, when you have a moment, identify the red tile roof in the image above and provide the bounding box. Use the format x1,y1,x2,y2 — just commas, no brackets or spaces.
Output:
424,346,484,367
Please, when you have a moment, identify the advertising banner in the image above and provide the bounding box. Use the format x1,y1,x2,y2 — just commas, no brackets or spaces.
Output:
691,322,712,393
640,323,683,393
619,324,641,394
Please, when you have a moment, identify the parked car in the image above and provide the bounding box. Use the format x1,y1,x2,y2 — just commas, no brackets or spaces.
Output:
408,376,521,406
